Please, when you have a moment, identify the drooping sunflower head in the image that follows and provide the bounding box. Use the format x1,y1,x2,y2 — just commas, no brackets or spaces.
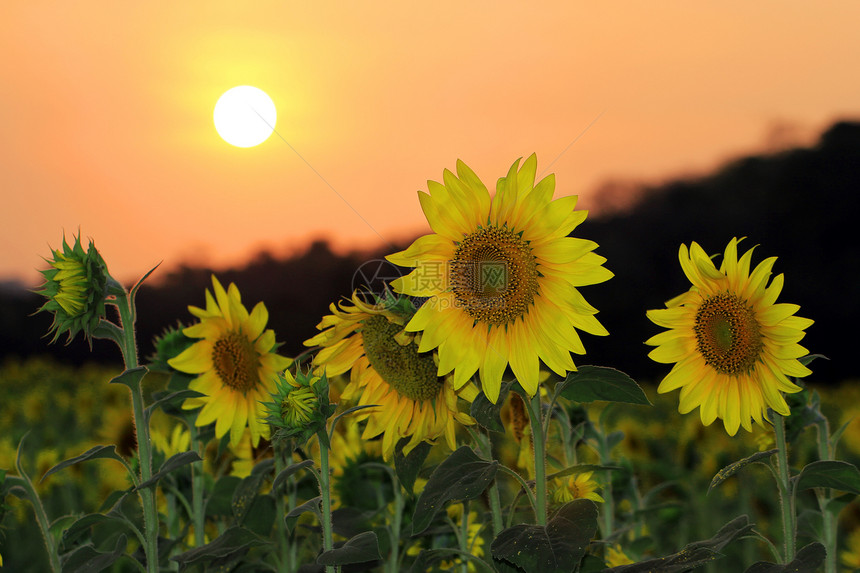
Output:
35,232,113,346
646,238,813,435
168,275,293,447
304,292,477,460
386,155,613,403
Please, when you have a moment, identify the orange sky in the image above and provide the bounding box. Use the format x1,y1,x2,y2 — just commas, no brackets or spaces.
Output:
3,2,859,286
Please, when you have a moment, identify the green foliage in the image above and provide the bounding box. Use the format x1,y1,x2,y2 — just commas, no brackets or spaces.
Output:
491,499,599,573
558,366,651,405
743,542,827,573
709,449,778,494
412,446,498,535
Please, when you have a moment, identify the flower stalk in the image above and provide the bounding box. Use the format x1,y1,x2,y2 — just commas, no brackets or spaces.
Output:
773,413,795,563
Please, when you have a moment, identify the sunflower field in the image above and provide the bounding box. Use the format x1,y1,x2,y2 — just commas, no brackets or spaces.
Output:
2,156,859,573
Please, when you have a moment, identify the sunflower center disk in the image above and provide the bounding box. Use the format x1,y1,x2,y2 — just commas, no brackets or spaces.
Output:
694,293,763,375
212,330,260,393
361,315,441,402
450,226,538,326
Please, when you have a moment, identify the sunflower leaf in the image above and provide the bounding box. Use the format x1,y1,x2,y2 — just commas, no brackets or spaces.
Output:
558,366,651,405
490,499,599,573
708,449,778,494
412,447,498,535
60,533,128,573
545,463,624,482
601,515,754,572
394,439,433,495
144,389,205,424
272,459,315,495
742,542,826,573
796,460,860,495
170,525,272,568
108,366,148,392
136,451,202,490
41,445,128,483
317,531,382,566
285,496,322,534
470,390,506,433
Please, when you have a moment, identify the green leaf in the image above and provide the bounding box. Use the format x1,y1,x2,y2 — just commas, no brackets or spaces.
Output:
41,445,128,482
470,389,506,432
137,450,202,490
60,534,128,573
394,439,432,494
241,493,276,536
708,449,777,494
412,447,498,535
410,548,497,573
317,531,382,566
796,460,860,495
798,354,828,366
545,463,623,482
331,507,375,538
743,542,826,573
272,459,315,495
171,526,272,568
603,515,754,572
232,472,267,523
558,366,651,405
491,499,599,573
59,513,133,552
285,496,322,534
206,475,241,518
108,366,148,391
144,389,204,424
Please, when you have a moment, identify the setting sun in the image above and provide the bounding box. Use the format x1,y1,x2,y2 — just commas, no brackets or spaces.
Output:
213,85,276,148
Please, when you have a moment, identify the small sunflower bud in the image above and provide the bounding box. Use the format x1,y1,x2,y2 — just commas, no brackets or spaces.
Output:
264,368,335,448
35,233,114,346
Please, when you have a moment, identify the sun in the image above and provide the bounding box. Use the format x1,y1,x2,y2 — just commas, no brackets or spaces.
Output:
213,86,277,148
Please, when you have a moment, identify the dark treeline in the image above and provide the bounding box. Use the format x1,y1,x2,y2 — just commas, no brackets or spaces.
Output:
2,120,858,386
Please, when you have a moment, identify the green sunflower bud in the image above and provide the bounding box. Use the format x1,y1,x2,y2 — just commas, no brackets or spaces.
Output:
264,368,335,449
147,322,195,373
35,233,118,346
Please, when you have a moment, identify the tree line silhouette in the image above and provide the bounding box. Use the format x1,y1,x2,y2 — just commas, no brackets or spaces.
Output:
3,120,857,386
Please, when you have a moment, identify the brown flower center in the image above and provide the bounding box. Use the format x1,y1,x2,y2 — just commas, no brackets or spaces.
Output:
450,226,538,326
361,315,442,402
212,330,260,393
694,293,763,375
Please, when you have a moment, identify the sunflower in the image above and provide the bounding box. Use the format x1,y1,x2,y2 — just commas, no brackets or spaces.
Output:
168,276,293,447
386,155,612,403
304,293,477,460
551,471,604,504
646,238,813,435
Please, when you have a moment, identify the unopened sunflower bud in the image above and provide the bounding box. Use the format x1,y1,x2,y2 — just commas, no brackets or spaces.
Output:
35,233,115,346
264,368,335,448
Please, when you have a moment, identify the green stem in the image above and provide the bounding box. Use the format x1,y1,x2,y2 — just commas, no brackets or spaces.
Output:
596,424,615,540
524,392,547,526
487,480,504,537
20,475,61,572
274,446,290,573
188,424,206,548
466,427,504,536
773,413,795,563
498,466,538,515
116,292,159,573
459,500,470,573
816,417,836,573
317,433,335,573
386,472,404,573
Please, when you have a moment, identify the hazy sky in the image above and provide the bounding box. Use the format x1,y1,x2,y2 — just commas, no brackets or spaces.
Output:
3,2,858,285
